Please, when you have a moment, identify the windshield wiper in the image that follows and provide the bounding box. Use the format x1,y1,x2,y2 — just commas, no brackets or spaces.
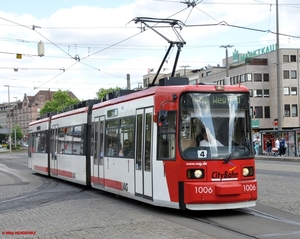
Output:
224,146,239,164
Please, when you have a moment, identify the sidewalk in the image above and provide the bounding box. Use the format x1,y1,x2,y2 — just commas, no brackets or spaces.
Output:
0,147,28,154
256,154,300,162
2,147,299,162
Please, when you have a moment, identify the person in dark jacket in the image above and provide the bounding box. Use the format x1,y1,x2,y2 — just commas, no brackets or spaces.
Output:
266,139,272,155
279,137,285,156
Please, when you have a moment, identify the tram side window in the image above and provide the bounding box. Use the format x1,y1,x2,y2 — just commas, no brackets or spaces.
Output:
105,120,119,156
157,111,176,160
29,133,34,156
57,125,84,155
119,117,135,158
105,117,135,158
32,131,47,153
91,121,96,159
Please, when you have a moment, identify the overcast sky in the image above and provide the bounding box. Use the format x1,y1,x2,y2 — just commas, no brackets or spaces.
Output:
1,0,300,101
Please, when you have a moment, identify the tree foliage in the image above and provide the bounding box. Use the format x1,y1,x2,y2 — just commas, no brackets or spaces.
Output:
40,90,80,115
96,87,122,100
0,125,6,143
11,125,23,140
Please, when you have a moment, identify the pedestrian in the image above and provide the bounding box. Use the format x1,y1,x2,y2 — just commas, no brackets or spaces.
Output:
266,138,272,155
280,137,286,156
253,136,260,156
275,137,280,156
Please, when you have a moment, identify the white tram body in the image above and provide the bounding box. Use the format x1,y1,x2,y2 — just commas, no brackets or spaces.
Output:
28,117,50,176
50,107,90,185
90,92,173,207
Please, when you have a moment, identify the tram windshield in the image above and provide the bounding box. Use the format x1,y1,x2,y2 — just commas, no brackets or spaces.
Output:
180,92,253,160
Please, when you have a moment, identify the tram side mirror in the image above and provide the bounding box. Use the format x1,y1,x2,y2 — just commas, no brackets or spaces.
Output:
158,110,168,126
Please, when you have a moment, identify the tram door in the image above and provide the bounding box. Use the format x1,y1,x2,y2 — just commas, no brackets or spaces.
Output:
51,124,59,176
27,130,33,169
135,107,153,199
92,116,105,187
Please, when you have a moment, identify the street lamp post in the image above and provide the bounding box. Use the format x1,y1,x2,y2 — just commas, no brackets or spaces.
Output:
4,85,11,153
276,0,282,130
13,97,18,146
180,65,190,76
220,45,234,78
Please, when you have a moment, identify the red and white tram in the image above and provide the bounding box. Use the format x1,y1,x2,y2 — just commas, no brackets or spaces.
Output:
28,81,257,210
28,117,50,176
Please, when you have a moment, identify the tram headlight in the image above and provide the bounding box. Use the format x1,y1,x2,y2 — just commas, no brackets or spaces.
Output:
187,169,204,179
243,167,254,177
243,168,249,176
194,170,202,178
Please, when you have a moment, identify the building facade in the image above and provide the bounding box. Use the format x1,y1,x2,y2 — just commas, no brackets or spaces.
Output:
0,90,78,140
143,47,300,132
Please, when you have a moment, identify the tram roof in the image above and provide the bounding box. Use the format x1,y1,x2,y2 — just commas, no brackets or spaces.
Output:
92,84,249,110
29,116,50,126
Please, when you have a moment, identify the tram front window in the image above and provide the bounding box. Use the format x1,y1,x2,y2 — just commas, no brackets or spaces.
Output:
180,92,253,160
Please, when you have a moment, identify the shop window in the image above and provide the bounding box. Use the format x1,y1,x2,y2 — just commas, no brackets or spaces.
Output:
284,87,290,95
283,70,289,79
264,106,270,118
290,55,296,62
291,70,297,79
246,73,252,81
249,89,253,97
291,87,297,95
263,73,269,82
284,105,290,117
254,106,263,118
254,89,262,97
233,76,236,84
240,74,245,82
254,73,262,82
283,55,289,62
292,105,298,117
263,89,269,97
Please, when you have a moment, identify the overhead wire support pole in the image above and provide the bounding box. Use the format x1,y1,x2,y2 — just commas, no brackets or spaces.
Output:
276,0,282,130
4,85,11,153
132,17,186,87
153,43,174,85
171,43,183,77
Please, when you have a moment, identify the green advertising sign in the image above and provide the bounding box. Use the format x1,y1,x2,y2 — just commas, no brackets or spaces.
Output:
251,119,260,128
233,44,277,63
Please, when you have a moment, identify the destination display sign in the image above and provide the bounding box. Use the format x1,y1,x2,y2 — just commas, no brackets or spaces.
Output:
193,93,248,110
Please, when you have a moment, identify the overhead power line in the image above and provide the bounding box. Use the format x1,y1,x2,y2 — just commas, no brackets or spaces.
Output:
186,21,300,39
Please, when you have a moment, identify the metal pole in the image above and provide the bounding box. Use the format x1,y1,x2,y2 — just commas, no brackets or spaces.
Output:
225,48,229,77
276,0,282,130
13,97,18,125
126,74,130,90
220,45,234,77
180,65,190,76
4,85,11,153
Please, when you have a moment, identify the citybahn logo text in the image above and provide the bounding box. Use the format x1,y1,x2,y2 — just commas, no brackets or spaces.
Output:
211,171,238,181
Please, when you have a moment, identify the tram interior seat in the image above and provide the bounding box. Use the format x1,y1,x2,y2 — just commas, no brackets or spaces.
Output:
181,138,197,151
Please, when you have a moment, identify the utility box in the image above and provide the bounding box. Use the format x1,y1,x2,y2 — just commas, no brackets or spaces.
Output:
159,77,189,86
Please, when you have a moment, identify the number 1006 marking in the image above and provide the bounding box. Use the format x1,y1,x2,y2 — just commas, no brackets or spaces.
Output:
195,186,213,194
243,184,256,191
